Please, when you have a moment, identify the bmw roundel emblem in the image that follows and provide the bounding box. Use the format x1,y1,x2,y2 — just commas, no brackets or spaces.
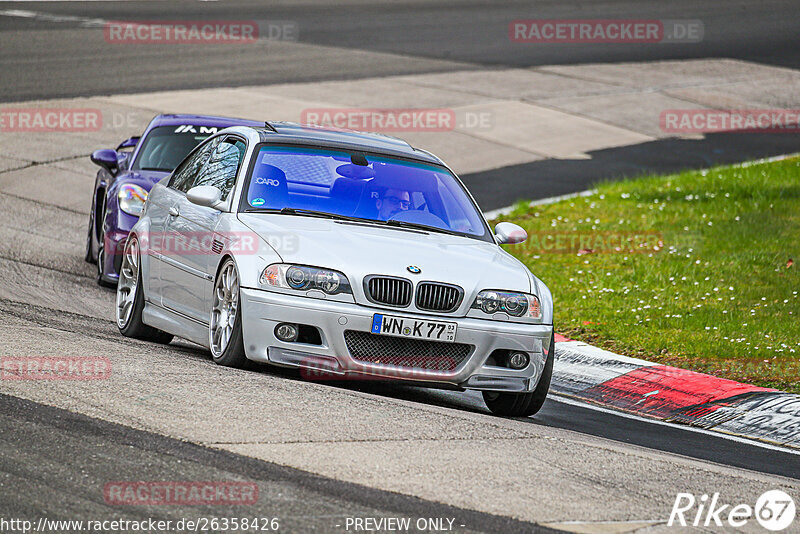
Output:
407,265,421,274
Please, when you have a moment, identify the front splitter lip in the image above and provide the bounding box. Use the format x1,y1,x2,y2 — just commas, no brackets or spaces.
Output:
266,346,530,392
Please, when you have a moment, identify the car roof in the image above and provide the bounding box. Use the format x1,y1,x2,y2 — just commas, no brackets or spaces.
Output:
147,114,265,129
248,122,444,165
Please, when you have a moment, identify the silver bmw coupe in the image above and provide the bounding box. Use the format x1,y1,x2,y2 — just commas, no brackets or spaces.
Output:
116,122,554,416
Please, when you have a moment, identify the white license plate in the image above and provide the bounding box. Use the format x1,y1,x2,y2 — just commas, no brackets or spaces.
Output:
371,314,457,342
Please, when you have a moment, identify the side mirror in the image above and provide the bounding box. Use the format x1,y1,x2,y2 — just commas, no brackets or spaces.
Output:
494,222,527,245
90,149,119,173
187,185,224,210
116,136,140,150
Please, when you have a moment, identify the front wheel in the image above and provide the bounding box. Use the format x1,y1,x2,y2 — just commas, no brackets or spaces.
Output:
209,259,248,368
483,331,554,417
116,236,173,344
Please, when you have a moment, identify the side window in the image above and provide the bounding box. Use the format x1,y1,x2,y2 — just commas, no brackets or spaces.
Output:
194,137,246,201
168,137,221,193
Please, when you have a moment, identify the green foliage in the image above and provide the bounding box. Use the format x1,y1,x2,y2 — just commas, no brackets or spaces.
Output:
497,158,800,392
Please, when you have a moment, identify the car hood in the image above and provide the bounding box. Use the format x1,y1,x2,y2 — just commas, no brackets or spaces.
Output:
237,213,532,308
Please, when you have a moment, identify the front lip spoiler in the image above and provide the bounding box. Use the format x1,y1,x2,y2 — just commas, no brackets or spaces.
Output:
462,374,529,392
267,346,529,392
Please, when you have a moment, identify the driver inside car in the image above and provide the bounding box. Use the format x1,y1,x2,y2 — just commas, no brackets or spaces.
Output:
376,188,411,220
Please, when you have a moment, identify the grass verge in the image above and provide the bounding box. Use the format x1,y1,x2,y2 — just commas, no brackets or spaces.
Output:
496,156,800,393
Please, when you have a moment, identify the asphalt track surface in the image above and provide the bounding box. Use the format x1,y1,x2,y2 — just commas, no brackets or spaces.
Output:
0,204,798,527
2,1,800,206
1,0,800,530
1,0,799,101
0,393,553,533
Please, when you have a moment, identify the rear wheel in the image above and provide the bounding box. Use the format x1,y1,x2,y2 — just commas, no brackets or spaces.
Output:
483,331,554,417
116,236,173,344
209,259,248,368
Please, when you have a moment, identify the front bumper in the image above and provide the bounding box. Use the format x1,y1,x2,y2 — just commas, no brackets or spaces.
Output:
100,213,139,280
102,231,128,281
240,287,553,392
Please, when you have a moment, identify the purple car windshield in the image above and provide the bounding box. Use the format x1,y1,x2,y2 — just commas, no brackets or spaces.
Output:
244,146,489,240
132,125,220,172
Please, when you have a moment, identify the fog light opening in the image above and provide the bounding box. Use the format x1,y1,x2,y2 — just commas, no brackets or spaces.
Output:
275,323,299,342
508,351,530,370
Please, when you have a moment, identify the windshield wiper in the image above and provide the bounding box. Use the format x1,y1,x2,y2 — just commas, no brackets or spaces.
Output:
382,219,461,236
272,208,462,236
277,208,364,222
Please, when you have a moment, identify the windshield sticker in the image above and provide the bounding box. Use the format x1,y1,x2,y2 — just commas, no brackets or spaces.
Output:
255,177,281,186
173,125,219,134
251,198,265,206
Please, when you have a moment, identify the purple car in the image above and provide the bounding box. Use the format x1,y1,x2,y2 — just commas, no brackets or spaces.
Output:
85,114,264,286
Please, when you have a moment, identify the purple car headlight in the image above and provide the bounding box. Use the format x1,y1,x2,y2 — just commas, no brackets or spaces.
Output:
118,184,148,217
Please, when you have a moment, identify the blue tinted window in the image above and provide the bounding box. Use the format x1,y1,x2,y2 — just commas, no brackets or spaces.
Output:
245,146,488,239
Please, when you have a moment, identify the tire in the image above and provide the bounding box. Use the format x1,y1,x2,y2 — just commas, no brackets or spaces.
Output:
96,242,116,288
116,236,173,344
483,331,554,417
209,259,248,368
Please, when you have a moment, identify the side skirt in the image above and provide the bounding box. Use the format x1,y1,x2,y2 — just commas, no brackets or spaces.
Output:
142,301,209,348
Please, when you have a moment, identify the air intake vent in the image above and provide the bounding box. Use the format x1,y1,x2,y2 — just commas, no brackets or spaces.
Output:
211,239,224,254
345,330,471,371
364,276,412,307
415,282,463,313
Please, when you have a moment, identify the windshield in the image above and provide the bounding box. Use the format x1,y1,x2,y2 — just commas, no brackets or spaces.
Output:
242,146,490,240
132,125,221,172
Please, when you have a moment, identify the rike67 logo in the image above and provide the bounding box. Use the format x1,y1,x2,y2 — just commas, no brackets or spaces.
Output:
669,490,796,531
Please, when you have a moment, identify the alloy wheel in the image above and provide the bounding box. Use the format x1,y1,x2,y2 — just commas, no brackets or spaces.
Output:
210,261,239,358
116,238,139,328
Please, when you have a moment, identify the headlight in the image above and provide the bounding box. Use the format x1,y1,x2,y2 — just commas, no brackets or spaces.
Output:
260,264,352,296
472,290,541,319
118,184,148,216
